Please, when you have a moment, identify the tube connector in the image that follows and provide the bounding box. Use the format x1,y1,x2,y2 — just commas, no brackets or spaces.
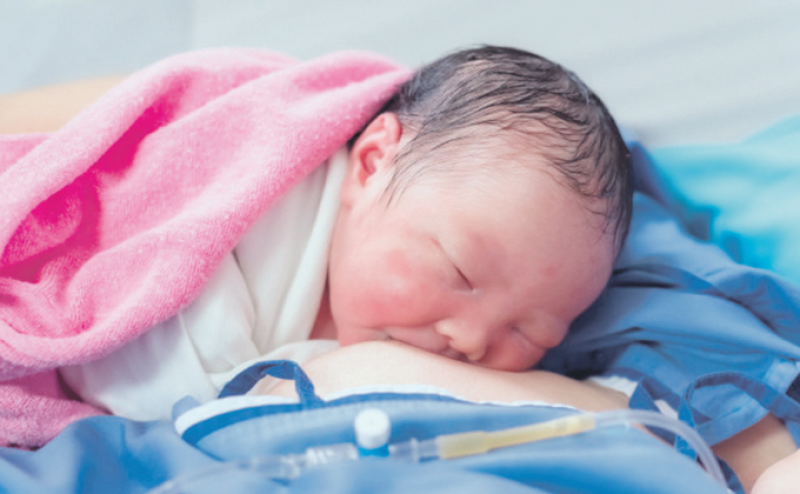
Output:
354,408,391,457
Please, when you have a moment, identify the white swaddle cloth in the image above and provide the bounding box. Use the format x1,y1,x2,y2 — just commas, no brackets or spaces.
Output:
60,149,347,420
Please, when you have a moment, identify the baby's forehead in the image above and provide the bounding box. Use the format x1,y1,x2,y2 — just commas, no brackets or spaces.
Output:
393,125,610,225
441,166,611,250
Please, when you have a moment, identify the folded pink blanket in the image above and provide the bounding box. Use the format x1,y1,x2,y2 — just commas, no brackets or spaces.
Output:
0,48,409,447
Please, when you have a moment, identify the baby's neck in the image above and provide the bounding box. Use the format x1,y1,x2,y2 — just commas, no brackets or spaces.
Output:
310,285,337,340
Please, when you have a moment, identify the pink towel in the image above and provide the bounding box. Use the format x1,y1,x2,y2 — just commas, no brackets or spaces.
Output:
0,48,409,447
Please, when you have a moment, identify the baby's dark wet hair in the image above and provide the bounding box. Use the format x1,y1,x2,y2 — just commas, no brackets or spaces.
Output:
372,45,633,251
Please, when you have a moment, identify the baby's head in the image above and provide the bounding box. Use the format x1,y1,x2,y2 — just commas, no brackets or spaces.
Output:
322,45,631,371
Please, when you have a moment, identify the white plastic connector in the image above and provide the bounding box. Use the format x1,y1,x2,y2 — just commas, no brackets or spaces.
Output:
354,408,391,451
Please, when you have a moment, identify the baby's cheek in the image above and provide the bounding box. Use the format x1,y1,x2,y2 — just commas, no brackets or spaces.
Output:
358,251,435,327
367,270,420,323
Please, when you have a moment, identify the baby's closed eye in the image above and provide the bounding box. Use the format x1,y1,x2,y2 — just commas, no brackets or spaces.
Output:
452,264,473,290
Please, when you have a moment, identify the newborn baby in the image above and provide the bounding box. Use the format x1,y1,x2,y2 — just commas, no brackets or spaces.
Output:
61,45,632,416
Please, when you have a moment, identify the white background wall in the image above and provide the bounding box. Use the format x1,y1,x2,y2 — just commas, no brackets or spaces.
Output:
2,0,799,147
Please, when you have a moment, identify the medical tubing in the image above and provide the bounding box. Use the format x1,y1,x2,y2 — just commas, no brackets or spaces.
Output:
389,409,725,487
593,409,726,486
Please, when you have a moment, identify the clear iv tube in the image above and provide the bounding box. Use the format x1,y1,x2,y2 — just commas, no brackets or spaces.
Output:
593,409,726,485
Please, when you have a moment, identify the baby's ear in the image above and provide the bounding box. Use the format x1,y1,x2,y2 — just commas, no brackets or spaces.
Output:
344,113,402,194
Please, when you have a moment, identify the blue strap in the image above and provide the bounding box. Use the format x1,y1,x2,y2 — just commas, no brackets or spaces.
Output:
686,371,800,424
630,370,800,446
629,376,695,458
622,369,800,494
217,360,324,408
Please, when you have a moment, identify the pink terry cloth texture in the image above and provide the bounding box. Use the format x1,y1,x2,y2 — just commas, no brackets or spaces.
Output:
0,48,410,447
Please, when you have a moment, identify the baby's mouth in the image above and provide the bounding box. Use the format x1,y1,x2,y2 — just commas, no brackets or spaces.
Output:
380,332,466,362
438,347,470,363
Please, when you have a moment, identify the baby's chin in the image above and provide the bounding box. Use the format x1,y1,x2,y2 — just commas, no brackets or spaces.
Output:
335,326,390,347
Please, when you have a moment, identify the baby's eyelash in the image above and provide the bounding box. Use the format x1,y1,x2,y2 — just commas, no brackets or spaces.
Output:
454,265,472,289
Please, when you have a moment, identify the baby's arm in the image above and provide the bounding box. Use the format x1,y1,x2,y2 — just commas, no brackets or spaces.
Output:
0,76,124,133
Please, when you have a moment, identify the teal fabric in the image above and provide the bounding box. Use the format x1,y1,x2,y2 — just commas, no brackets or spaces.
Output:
649,115,800,287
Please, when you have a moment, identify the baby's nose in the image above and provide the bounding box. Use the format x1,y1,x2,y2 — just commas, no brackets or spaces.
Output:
434,320,490,363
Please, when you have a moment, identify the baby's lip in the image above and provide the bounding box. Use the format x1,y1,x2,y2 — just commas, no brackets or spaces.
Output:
437,346,470,363
382,330,462,360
